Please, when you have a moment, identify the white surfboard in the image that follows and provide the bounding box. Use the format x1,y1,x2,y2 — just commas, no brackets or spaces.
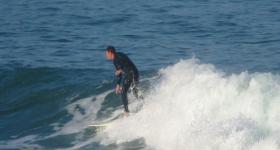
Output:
88,122,110,132
88,123,110,127
88,113,122,129
88,112,135,130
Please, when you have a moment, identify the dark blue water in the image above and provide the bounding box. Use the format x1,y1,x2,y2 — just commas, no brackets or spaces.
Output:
1,0,280,149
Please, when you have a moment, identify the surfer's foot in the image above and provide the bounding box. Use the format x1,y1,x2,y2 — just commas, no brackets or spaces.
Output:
124,111,129,117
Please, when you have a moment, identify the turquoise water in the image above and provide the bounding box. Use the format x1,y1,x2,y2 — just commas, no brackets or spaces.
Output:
1,0,280,149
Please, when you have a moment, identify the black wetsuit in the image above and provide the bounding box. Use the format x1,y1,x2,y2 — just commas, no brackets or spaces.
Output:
113,52,139,112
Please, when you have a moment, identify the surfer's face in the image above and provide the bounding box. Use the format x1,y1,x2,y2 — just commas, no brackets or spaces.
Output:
106,51,114,60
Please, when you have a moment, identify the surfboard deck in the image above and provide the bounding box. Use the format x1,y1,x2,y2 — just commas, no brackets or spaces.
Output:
88,112,136,130
88,123,109,127
88,121,113,132
88,113,123,129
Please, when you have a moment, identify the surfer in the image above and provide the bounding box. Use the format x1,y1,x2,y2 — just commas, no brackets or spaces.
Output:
105,46,140,115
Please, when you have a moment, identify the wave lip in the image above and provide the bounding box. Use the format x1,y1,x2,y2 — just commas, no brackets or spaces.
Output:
101,59,280,150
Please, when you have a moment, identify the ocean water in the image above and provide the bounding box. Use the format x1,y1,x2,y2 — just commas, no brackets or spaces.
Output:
0,0,280,149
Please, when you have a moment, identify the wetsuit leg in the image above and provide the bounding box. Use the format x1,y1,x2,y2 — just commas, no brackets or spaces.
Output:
132,81,139,99
131,74,141,99
121,80,132,112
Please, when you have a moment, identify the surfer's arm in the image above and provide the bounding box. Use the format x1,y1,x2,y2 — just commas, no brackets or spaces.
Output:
114,69,123,94
115,69,123,85
113,59,125,93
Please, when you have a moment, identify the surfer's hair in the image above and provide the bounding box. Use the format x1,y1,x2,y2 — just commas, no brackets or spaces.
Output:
106,46,116,54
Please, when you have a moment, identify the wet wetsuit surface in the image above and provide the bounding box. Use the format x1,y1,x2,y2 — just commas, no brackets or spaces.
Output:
113,52,139,112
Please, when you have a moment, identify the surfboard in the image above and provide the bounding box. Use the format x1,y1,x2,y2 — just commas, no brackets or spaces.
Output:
88,113,122,130
88,122,110,132
88,123,110,127
88,112,134,130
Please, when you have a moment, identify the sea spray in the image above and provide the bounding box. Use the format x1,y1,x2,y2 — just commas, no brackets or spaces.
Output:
100,59,280,150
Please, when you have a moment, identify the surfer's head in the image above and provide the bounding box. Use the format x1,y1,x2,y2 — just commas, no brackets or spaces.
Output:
106,46,116,60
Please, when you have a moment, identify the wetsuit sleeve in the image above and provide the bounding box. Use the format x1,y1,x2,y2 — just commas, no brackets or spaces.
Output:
120,73,127,86
114,59,123,86
115,73,122,85
113,53,131,87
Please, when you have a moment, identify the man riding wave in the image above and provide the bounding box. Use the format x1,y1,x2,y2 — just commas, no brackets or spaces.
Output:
105,46,140,115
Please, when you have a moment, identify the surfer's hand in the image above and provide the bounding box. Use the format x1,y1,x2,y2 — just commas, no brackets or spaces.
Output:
124,111,129,117
119,86,123,93
115,70,122,76
115,85,119,94
115,85,122,94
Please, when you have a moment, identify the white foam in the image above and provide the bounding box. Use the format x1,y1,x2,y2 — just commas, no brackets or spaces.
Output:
0,135,41,150
99,59,280,150
0,91,113,149
52,90,113,136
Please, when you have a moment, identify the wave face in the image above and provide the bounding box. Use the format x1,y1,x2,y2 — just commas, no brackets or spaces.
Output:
1,0,280,149
0,59,280,149
100,59,280,150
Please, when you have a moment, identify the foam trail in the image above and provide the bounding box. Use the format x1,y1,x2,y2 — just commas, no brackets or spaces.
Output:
0,135,42,150
99,59,280,150
0,91,113,149
52,90,113,136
